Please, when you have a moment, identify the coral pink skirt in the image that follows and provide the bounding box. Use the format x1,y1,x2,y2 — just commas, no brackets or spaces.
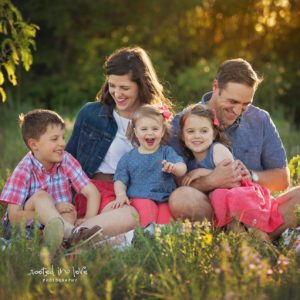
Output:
210,179,284,232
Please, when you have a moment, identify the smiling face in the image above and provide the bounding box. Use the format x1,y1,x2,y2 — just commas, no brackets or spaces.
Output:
182,114,215,161
210,81,255,127
28,124,66,170
134,116,165,153
108,74,140,118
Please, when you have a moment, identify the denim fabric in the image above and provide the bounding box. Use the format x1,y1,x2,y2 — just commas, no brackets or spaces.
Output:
187,143,217,171
66,102,118,178
114,145,184,202
170,92,287,171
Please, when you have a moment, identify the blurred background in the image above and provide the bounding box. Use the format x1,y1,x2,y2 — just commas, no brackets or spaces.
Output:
1,0,300,175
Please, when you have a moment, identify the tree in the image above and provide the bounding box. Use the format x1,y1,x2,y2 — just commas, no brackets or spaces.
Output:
0,0,38,102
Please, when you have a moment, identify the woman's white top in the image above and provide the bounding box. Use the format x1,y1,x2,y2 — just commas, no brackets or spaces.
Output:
96,110,133,174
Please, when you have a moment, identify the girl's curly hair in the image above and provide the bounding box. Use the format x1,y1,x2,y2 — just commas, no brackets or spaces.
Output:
128,104,171,146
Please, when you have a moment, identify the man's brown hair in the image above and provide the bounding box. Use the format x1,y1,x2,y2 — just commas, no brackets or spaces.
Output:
216,58,263,90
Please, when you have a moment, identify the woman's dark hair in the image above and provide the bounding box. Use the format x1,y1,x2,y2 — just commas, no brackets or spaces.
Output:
96,47,171,107
178,104,231,159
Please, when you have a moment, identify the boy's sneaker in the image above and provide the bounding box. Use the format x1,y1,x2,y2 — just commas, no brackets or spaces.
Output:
64,225,104,250
43,217,64,258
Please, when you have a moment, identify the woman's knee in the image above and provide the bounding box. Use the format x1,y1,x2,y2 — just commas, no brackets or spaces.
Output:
122,205,140,227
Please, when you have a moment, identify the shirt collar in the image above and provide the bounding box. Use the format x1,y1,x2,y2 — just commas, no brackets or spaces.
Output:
200,91,241,129
29,152,60,173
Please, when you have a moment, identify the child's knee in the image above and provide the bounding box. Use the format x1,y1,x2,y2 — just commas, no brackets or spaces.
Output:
25,191,54,209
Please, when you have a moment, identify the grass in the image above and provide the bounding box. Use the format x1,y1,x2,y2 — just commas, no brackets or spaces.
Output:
0,220,300,299
0,103,300,299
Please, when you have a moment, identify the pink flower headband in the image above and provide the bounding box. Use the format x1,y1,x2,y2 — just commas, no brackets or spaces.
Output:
212,109,220,127
158,105,173,122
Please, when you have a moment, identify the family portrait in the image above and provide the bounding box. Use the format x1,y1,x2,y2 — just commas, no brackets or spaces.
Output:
1,0,300,299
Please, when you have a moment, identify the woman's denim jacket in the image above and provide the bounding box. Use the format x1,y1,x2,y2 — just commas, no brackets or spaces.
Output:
66,101,117,178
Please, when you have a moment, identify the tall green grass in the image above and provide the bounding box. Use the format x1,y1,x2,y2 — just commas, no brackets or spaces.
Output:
0,220,300,299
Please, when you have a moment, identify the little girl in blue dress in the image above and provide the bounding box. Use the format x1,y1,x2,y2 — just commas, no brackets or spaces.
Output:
111,104,187,227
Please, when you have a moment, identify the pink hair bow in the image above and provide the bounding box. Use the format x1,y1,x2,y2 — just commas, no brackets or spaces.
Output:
212,109,220,127
158,105,173,121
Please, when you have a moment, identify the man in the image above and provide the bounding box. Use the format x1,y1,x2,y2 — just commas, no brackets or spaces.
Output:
170,58,300,240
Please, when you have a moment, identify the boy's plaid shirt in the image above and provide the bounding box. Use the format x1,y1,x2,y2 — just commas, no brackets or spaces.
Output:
0,151,89,206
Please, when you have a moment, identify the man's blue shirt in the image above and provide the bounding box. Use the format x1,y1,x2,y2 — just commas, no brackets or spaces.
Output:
170,92,287,171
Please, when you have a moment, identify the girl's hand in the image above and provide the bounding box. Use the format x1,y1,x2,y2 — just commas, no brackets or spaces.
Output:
182,170,200,186
55,202,75,214
162,160,175,174
111,194,130,209
181,168,212,186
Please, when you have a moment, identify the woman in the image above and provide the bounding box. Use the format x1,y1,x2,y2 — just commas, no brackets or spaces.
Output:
66,46,172,237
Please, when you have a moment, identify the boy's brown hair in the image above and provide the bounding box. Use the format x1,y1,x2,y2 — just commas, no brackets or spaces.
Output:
19,109,65,149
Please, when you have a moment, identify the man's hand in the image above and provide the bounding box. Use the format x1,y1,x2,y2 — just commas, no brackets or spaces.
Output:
236,160,252,180
212,159,242,188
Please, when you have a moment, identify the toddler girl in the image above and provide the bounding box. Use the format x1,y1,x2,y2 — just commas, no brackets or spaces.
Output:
179,104,284,239
111,104,187,228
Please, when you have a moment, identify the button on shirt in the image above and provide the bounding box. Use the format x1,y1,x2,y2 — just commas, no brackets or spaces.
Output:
0,151,89,206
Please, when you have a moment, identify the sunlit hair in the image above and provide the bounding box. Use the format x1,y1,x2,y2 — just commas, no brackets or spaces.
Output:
216,58,263,91
96,46,172,107
128,104,171,146
19,109,65,149
178,104,231,159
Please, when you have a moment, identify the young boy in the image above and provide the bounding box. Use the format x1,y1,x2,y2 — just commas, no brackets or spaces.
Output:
0,109,102,255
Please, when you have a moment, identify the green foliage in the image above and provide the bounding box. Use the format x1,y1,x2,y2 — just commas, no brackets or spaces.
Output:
0,0,39,102
5,0,299,124
288,155,300,187
0,221,300,299
172,58,219,109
